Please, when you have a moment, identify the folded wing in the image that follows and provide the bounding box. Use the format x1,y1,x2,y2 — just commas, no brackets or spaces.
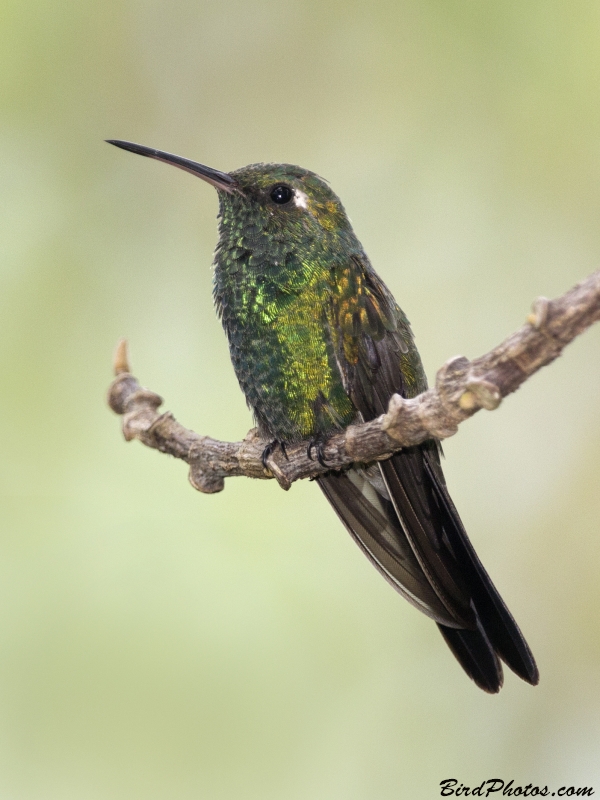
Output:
320,255,538,691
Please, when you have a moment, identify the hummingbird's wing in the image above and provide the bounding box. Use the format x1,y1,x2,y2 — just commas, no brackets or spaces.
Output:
320,256,538,691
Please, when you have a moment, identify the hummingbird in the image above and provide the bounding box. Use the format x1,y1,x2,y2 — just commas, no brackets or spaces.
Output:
108,139,539,693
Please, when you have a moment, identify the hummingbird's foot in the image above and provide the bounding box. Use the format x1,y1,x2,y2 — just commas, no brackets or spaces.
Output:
261,439,289,471
307,435,330,468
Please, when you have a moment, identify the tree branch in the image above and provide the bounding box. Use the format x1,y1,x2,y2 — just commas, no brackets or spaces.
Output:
108,269,600,493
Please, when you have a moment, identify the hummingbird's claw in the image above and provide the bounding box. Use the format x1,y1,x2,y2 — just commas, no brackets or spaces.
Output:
261,439,289,470
307,435,330,468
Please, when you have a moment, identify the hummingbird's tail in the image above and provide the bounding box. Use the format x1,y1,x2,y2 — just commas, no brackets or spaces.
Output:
318,445,538,693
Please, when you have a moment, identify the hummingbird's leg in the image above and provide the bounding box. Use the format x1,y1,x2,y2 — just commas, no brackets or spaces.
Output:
261,440,277,471
261,439,289,470
307,435,330,468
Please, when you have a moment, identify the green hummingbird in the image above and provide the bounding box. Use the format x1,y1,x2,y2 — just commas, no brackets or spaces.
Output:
108,139,539,693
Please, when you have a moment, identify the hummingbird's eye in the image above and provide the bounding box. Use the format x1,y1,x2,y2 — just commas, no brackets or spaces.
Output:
270,184,293,205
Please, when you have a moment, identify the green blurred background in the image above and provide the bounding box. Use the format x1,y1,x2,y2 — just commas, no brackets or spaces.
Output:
2,1,600,797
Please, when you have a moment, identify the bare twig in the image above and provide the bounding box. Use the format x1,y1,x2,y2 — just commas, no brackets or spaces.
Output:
108,269,600,493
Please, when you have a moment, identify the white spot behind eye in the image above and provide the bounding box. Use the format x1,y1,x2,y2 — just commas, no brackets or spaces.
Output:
294,189,308,210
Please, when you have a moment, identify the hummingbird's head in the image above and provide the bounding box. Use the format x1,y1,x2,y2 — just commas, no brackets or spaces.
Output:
222,162,353,241
106,141,357,249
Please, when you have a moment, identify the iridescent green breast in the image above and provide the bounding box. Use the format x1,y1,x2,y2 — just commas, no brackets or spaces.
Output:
214,246,355,441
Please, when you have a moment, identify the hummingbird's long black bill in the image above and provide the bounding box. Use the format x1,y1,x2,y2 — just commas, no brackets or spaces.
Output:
106,140,237,193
